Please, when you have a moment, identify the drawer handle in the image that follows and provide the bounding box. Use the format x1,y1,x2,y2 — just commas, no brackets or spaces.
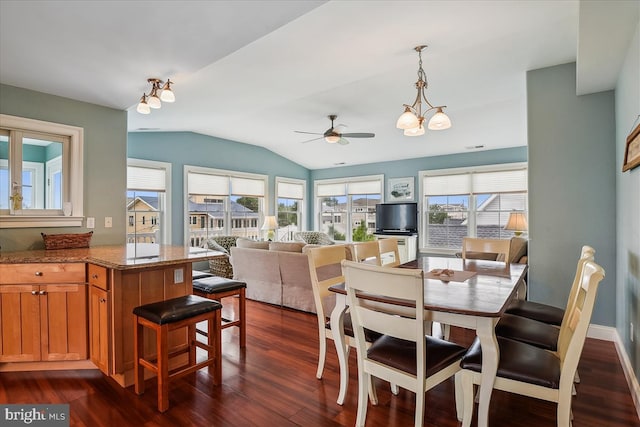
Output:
99,298,106,303
38,290,47,296
31,290,38,296
92,274,99,279
35,271,43,277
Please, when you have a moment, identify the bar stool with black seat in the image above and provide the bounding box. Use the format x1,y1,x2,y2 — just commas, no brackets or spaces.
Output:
133,294,222,412
192,276,247,348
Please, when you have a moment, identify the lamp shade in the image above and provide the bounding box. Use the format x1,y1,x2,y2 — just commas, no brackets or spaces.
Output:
427,108,452,130
504,212,528,235
404,124,425,136
261,216,277,230
136,96,150,114
396,108,420,130
325,135,341,143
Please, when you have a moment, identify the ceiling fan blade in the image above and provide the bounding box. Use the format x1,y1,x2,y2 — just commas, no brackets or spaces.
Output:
300,136,324,144
340,132,375,138
337,138,350,145
294,130,324,135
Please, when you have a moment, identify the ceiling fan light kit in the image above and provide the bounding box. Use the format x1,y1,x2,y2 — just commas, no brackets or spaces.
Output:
295,114,375,145
136,78,175,115
396,45,451,136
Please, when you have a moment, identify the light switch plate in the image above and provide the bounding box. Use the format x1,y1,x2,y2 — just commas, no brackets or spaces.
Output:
87,217,95,228
105,217,112,228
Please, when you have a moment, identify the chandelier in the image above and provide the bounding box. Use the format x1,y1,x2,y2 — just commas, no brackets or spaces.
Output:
136,78,175,114
396,45,451,136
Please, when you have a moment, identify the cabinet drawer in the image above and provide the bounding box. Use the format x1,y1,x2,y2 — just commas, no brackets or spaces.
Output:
88,264,109,290
0,263,85,284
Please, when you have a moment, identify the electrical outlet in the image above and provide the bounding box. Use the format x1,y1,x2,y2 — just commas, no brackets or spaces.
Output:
105,217,112,228
631,322,634,342
86,217,95,228
174,268,184,284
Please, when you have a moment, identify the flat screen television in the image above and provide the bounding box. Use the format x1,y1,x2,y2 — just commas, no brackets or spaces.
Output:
375,202,418,234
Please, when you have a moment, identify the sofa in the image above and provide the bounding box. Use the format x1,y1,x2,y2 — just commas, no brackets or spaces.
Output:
230,239,318,313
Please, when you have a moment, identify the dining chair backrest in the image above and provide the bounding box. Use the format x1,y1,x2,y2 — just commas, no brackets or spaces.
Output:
461,237,511,262
377,238,401,267
559,245,595,329
343,259,466,427
351,241,382,265
307,245,349,321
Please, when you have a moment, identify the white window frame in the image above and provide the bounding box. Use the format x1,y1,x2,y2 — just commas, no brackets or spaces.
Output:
275,176,306,241
183,165,268,244
46,156,62,209
418,162,527,254
127,158,172,245
0,114,84,228
314,174,383,242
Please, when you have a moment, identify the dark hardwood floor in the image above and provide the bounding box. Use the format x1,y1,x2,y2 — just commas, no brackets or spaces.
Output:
1,299,638,426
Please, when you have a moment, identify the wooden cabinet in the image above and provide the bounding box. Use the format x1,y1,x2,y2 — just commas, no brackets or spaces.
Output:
88,264,110,374
0,263,87,363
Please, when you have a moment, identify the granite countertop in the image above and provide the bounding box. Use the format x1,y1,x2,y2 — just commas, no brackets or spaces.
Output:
0,244,226,270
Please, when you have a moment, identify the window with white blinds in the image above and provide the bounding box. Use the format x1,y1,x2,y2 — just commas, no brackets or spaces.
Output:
126,159,172,246
184,166,267,245
420,163,527,251
314,175,383,242
276,177,306,242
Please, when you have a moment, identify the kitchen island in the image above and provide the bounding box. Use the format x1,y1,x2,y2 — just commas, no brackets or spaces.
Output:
0,245,225,387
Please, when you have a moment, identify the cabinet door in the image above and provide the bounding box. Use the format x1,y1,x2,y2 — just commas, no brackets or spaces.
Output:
39,284,88,361
0,285,40,362
90,285,109,374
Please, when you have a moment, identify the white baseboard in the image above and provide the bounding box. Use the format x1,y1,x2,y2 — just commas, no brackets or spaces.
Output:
588,324,640,420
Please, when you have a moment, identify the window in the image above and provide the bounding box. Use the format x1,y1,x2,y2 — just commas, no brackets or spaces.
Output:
419,163,527,252
127,159,172,246
276,177,306,242
0,115,84,227
315,175,382,242
185,166,267,247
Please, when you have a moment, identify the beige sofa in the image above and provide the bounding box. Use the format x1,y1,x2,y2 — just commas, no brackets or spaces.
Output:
230,240,318,313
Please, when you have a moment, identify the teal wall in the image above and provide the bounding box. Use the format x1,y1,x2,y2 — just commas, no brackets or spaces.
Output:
127,131,309,245
527,63,617,327
0,84,127,250
615,21,640,383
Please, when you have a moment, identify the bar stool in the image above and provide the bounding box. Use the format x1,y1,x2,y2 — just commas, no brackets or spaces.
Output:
133,294,222,412
192,276,247,348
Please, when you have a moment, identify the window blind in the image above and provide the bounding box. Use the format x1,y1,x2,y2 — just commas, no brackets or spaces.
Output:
317,183,347,197
347,180,381,195
230,176,265,196
472,169,527,193
423,174,471,196
187,172,228,195
127,166,166,192
277,181,304,199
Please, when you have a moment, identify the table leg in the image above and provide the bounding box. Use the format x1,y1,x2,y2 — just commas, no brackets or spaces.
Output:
330,293,349,405
475,317,499,427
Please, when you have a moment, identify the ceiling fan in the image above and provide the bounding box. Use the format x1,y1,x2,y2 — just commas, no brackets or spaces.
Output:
295,114,375,145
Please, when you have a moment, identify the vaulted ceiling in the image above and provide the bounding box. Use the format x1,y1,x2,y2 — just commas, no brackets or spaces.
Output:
1,1,637,169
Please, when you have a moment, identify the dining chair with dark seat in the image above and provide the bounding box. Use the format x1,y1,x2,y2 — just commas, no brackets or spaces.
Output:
343,260,467,427
459,259,605,427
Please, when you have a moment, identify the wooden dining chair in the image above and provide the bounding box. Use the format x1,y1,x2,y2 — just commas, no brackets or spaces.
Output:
343,260,467,427
306,245,380,405
495,246,596,352
459,259,605,427
377,238,401,267
461,237,511,262
351,241,381,265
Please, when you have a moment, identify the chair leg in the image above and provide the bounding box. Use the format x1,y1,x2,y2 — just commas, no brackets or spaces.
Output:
442,323,451,340
414,385,426,427
557,387,573,427
454,372,464,422
390,382,399,395
316,331,327,379
133,316,145,395
460,371,475,427
239,289,246,348
157,325,169,413
356,371,370,427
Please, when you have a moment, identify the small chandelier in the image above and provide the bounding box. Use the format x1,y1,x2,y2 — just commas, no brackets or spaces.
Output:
396,45,451,136
136,78,175,114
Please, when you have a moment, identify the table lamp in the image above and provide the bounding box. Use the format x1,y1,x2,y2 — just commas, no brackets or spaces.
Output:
504,211,528,237
261,216,278,241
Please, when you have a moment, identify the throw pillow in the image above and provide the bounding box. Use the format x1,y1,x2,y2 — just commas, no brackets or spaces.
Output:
269,242,306,253
202,238,229,254
236,238,270,250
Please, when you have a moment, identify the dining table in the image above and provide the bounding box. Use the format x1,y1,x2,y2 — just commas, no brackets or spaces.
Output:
328,255,528,427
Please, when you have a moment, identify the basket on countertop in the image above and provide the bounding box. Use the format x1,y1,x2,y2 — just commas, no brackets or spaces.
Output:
41,231,93,250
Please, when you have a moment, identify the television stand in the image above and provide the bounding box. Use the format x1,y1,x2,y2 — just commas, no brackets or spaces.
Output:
374,233,417,263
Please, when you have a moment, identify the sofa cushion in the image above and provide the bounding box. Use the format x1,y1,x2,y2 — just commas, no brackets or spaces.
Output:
236,238,270,250
269,242,306,253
